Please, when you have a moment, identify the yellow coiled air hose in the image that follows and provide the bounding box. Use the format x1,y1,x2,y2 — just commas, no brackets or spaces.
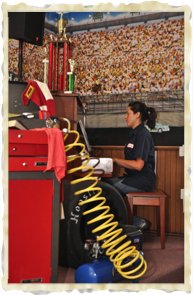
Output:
61,117,147,280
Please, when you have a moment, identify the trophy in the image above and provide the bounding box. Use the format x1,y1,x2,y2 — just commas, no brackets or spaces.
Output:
42,41,49,85
66,59,76,93
57,13,67,40
48,13,75,92
68,59,76,72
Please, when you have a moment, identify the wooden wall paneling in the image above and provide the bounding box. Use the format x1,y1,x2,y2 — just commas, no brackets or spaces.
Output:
137,205,144,223
170,150,177,232
146,146,158,227
115,148,123,178
180,156,184,234
157,149,164,190
175,151,183,233
142,206,149,227
92,147,104,158
133,145,144,222
147,206,155,230
120,149,125,176
112,149,119,178
165,151,171,232
149,149,162,230
158,150,166,231
150,207,156,231
133,204,137,217
102,148,112,159
155,149,160,188
147,147,157,230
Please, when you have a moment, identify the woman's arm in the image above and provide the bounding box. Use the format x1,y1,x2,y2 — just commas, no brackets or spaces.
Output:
113,157,145,171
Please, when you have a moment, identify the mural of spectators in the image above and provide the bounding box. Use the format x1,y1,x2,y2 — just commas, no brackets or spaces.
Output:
72,18,184,95
8,18,184,96
8,31,58,82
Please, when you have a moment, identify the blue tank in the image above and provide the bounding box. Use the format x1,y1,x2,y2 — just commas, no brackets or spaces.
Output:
74,255,144,283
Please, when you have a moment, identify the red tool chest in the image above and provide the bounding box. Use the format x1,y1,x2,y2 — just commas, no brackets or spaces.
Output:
8,129,61,283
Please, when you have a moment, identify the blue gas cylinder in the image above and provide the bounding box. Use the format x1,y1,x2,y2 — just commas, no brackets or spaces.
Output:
75,258,121,283
74,255,144,283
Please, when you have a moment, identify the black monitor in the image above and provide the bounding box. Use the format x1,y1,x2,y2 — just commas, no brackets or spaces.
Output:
77,120,92,153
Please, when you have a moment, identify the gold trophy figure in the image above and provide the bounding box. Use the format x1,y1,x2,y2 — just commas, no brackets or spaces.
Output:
68,59,76,73
57,13,67,40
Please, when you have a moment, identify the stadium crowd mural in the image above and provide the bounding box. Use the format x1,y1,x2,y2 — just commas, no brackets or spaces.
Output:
8,31,56,82
8,18,184,96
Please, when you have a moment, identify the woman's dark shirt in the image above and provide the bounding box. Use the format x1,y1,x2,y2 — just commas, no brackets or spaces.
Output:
121,122,156,191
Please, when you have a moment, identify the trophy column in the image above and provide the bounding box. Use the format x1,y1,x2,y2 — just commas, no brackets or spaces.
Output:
63,42,68,91
67,59,76,93
48,40,74,92
48,13,75,92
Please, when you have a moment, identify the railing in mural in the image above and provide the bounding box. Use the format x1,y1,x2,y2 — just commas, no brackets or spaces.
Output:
78,90,184,114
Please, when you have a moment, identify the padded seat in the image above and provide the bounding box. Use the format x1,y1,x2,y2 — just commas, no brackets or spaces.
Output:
124,189,167,249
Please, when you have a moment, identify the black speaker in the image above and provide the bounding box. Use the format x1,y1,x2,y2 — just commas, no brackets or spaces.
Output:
8,12,45,46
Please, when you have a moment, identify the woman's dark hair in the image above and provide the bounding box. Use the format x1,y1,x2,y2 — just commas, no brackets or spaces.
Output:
128,101,157,129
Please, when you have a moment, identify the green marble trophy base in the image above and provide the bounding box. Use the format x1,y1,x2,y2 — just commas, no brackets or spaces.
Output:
64,72,75,93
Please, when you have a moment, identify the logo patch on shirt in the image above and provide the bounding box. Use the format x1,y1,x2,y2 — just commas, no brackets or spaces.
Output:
127,143,134,148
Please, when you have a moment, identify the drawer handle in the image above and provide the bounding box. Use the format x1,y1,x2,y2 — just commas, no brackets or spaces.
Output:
23,163,27,166
13,147,17,151
18,134,22,138
35,162,47,166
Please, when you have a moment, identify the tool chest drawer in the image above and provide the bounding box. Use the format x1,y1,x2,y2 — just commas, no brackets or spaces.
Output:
9,143,48,156
9,156,52,171
9,129,49,144
9,129,65,156
9,129,49,156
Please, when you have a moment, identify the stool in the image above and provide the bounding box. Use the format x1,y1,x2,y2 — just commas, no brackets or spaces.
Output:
124,189,167,249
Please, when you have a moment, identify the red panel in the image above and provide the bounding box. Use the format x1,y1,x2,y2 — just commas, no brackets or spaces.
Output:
63,43,67,91
9,130,64,157
9,143,48,156
48,43,53,90
9,130,48,144
54,44,57,91
8,179,53,283
9,157,52,171
9,130,64,144
57,45,60,91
